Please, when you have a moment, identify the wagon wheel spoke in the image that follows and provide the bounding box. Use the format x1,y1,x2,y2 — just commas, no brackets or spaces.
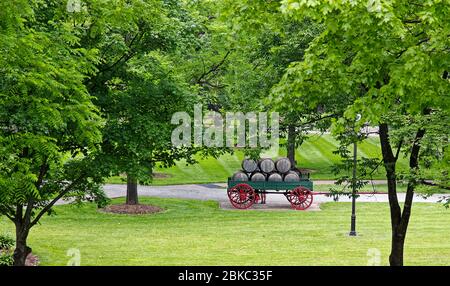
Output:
227,184,256,209
289,187,313,210
228,189,240,201
230,193,241,203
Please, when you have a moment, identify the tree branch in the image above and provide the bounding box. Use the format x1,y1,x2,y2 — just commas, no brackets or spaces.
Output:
419,180,450,191
15,204,23,224
30,175,85,227
399,128,426,234
394,139,403,161
403,19,422,24
194,50,231,85
23,161,49,226
379,123,402,229
279,113,338,131
98,31,144,74
0,206,15,222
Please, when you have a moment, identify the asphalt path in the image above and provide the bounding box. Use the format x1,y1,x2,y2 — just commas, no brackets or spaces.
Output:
100,181,447,211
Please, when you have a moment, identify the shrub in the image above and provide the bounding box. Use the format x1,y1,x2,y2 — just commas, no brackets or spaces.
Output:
0,251,14,266
0,234,14,250
0,234,15,266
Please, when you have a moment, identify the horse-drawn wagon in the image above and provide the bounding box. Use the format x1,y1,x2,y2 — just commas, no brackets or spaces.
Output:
227,158,315,210
227,179,314,210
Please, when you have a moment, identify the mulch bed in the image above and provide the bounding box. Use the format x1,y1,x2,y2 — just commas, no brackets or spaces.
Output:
0,249,39,266
101,204,163,215
26,253,39,266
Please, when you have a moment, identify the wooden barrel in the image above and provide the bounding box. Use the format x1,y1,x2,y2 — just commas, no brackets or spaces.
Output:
267,172,282,182
231,171,248,182
241,159,258,173
275,158,291,174
283,171,300,182
250,172,266,182
259,158,275,173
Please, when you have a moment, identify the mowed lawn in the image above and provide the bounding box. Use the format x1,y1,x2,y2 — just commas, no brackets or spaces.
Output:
1,197,449,266
108,134,411,185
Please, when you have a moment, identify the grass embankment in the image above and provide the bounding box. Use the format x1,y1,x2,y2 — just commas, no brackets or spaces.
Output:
108,135,412,185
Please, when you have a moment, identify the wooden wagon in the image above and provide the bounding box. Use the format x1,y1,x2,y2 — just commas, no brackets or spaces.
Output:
227,178,314,210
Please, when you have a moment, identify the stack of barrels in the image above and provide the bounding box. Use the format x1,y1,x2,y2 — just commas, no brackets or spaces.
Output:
231,157,301,182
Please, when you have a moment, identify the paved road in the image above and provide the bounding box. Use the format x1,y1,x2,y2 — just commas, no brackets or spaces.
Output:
102,182,447,208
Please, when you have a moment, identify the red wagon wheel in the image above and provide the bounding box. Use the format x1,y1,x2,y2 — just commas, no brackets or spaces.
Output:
285,190,293,203
227,183,257,209
287,186,313,210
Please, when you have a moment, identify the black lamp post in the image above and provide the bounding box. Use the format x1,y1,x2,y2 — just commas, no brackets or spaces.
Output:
349,114,361,237
349,140,357,236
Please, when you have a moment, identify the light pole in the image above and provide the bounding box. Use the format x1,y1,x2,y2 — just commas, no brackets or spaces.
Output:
349,140,357,236
349,114,361,237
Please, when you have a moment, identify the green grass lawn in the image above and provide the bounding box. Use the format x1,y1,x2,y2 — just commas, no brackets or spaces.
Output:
1,197,449,266
107,134,417,185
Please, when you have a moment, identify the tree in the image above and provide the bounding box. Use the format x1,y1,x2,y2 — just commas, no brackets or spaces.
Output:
1,0,230,265
74,0,224,205
0,0,106,265
94,52,199,205
274,0,450,265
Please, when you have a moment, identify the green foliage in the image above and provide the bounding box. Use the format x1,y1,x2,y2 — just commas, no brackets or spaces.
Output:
0,233,14,250
70,0,229,183
0,2,235,241
0,251,14,266
271,1,450,198
275,0,450,119
0,1,232,232
189,2,324,159
0,233,14,266
0,1,105,257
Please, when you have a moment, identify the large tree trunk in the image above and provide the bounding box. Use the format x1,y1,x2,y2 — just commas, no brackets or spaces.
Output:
379,123,425,266
379,123,403,266
389,234,405,266
392,128,425,265
13,222,31,266
287,125,296,167
126,174,138,205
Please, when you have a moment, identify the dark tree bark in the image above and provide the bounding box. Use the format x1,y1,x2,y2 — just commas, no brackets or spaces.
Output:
13,222,31,266
8,169,85,266
379,123,402,265
126,174,138,205
379,123,425,266
12,203,32,266
287,125,296,167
